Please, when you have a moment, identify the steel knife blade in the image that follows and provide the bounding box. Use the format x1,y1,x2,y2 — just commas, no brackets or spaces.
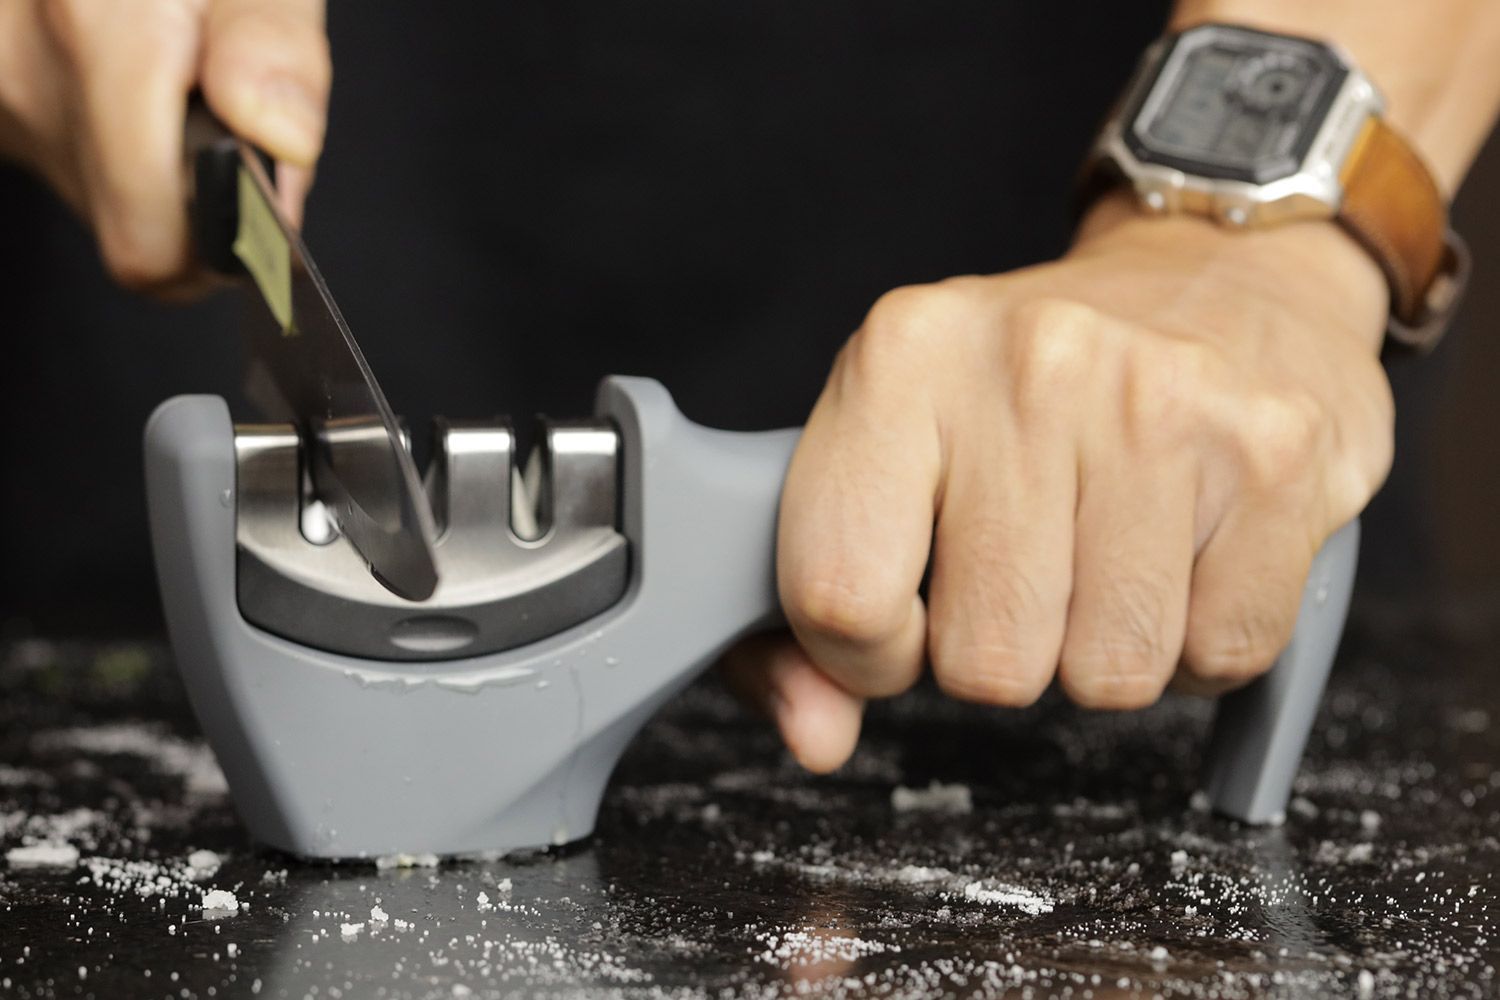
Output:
186,101,440,601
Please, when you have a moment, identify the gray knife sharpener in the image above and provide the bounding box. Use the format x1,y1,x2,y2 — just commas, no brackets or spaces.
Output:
145,376,1358,858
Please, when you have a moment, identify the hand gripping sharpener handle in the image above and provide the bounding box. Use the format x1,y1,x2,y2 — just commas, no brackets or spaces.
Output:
145,376,1356,857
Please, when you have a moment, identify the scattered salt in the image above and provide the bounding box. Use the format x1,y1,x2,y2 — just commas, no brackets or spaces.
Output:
340,921,364,940
757,930,899,965
959,879,1054,915
370,905,390,924
5,842,80,868
33,723,227,795
375,852,440,870
893,864,951,884
891,780,973,814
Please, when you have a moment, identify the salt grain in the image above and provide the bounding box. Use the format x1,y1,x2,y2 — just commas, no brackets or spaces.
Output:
202,888,239,913
185,848,221,879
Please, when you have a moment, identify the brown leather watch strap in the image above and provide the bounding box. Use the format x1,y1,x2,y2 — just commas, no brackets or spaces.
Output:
1338,116,1469,350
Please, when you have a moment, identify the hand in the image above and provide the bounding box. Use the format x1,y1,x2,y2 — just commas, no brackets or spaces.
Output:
0,0,330,295
721,193,1393,773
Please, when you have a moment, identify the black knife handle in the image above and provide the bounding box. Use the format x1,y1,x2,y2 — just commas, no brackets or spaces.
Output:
185,95,276,277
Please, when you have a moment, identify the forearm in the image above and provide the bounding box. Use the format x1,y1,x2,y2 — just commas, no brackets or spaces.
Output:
1170,0,1500,194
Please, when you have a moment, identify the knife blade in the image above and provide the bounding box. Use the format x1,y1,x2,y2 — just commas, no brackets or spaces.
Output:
186,100,441,601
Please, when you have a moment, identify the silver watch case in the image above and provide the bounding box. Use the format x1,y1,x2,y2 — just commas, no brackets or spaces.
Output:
1091,25,1384,229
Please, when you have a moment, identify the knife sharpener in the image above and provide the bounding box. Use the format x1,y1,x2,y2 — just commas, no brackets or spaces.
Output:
145,376,1359,858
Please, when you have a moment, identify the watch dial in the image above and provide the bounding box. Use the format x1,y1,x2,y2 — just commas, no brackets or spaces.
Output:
1129,28,1346,183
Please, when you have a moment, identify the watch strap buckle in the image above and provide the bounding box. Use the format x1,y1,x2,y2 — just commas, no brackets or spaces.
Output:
1385,229,1470,353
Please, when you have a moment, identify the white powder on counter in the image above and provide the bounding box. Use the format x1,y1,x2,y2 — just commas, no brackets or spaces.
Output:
960,879,1056,915
34,723,227,795
375,852,440,870
890,781,973,814
6,842,80,868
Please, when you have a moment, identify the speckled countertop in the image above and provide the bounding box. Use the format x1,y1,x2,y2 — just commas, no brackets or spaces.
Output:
0,598,1496,999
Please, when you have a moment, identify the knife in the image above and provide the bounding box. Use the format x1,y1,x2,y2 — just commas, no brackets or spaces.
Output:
184,99,441,601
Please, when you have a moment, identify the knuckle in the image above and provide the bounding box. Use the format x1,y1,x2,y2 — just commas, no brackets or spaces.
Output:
1060,573,1178,709
48,0,198,64
42,0,93,57
1186,605,1293,683
1005,298,1105,406
927,519,1064,707
855,282,971,362
1060,637,1171,709
933,647,1053,707
1234,390,1326,489
1120,340,1220,446
1060,666,1167,710
211,3,333,88
98,227,184,291
782,571,904,649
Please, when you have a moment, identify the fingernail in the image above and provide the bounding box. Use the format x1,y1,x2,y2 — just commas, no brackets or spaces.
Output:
251,74,324,165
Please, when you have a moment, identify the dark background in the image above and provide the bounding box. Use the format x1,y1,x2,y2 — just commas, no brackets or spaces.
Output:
0,2,1495,634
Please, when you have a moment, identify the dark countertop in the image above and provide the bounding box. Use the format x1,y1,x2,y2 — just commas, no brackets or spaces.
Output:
1,599,1497,999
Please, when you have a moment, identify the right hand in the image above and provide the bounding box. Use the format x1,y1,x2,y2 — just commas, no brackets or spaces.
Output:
0,0,331,295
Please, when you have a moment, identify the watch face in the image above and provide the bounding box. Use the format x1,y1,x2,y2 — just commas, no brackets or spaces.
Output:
1125,25,1348,184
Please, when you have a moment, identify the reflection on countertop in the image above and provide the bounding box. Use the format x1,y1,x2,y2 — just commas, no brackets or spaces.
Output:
0,597,1496,998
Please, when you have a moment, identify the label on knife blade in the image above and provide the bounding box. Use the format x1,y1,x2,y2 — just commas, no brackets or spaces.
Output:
232,166,296,335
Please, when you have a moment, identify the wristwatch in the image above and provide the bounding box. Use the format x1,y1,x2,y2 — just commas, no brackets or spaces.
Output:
1080,22,1469,351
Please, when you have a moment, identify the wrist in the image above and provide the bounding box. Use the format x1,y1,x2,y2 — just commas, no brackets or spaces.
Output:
1069,190,1390,353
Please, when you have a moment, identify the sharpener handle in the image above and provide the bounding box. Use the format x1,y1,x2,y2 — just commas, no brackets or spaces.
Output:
1202,519,1360,823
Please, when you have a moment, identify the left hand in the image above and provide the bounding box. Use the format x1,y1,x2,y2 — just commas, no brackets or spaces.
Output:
0,0,330,297
721,192,1393,772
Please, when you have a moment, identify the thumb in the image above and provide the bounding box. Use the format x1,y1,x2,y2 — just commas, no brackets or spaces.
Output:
718,631,866,774
200,0,331,168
